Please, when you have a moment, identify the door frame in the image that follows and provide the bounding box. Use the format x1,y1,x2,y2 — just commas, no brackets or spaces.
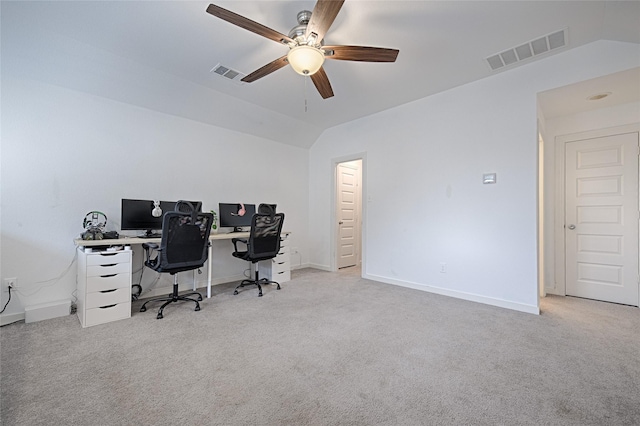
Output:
330,153,366,273
553,123,640,298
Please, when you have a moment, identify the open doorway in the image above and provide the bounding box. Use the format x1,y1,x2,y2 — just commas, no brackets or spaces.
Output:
335,159,363,273
538,68,640,309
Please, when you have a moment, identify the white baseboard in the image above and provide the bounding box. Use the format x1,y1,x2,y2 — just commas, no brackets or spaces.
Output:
545,288,564,296
364,273,540,315
291,262,311,270
0,312,25,326
139,274,247,299
25,300,71,323
308,263,332,272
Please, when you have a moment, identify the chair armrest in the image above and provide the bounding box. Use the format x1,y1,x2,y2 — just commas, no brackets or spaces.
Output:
142,242,159,250
231,238,248,253
142,242,161,268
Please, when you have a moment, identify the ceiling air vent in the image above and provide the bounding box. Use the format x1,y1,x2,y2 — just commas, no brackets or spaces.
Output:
486,28,567,71
210,64,246,85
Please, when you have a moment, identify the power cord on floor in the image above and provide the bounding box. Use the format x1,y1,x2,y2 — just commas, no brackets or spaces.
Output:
70,289,78,314
137,272,162,299
0,287,12,314
11,250,78,298
132,266,145,301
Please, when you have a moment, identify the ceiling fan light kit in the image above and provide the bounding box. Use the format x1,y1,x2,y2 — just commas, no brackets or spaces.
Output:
205,0,399,99
287,45,325,75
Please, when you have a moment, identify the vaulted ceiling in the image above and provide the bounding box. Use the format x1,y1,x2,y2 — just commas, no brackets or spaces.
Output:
2,1,639,147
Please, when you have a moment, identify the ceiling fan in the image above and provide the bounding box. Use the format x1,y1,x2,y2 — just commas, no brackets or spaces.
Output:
205,0,399,99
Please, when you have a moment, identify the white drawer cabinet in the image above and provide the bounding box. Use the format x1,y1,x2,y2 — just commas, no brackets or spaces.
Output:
77,247,132,327
258,233,291,283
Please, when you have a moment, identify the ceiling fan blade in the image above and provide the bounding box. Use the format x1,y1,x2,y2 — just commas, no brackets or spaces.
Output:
241,55,289,83
305,0,345,43
206,4,294,45
310,67,334,99
324,45,399,62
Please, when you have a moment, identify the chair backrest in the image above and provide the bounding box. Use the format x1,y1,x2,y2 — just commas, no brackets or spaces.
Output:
175,200,202,217
247,210,285,262
258,203,277,215
158,201,213,273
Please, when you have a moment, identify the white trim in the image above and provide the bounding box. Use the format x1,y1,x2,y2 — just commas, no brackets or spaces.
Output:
0,312,25,326
142,261,309,300
308,263,332,272
291,263,311,271
537,129,546,299
365,273,540,315
140,274,245,299
556,123,640,143
553,123,640,298
552,135,567,296
331,153,367,273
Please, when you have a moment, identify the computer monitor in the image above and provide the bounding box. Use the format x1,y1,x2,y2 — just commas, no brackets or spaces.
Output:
218,203,256,232
121,199,202,237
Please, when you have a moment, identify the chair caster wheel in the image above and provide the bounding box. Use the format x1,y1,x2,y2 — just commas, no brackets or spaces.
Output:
195,306,200,311
156,313,163,319
140,306,147,312
234,290,238,295
258,293,263,297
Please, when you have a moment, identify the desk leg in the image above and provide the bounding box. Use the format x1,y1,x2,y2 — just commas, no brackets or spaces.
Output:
207,243,213,298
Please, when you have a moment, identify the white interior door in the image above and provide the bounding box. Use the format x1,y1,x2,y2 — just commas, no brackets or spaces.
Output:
565,132,639,306
337,161,361,269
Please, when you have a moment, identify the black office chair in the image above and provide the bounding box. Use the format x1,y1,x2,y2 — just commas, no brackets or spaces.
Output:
231,205,284,297
140,201,213,319
258,203,276,214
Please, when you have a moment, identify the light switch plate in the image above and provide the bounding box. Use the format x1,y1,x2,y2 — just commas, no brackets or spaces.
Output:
483,173,497,184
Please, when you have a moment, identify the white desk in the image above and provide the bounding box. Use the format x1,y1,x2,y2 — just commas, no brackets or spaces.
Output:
74,231,290,299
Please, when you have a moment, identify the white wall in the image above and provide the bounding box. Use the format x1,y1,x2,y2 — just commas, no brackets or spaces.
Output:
0,76,309,321
308,40,640,314
541,101,640,294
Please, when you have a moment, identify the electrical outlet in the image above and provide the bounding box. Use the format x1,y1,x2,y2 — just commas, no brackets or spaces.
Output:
3,277,17,292
439,263,447,273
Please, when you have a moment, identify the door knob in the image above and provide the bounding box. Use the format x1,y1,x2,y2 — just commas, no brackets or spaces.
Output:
568,224,576,230
339,221,344,225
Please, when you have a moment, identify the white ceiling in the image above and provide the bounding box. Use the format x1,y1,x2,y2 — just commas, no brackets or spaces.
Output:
538,66,640,119
2,1,640,147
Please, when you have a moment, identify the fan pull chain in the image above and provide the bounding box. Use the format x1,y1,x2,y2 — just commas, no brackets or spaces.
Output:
304,76,308,113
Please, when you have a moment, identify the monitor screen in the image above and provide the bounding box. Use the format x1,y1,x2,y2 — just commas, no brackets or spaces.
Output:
121,199,202,236
219,203,256,231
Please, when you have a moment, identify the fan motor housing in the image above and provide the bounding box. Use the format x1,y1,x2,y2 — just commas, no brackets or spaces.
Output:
288,10,315,44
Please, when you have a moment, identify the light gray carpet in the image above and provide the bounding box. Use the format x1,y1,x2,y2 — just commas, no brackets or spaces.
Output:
1,268,639,425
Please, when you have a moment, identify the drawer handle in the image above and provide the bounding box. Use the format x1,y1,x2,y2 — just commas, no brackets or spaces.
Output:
277,262,286,265
99,304,117,309
100,289,117,294
100,274,117,278
100,264,117,267
100,253,118,257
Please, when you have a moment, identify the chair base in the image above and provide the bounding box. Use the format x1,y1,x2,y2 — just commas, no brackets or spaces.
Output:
234,270,281,297
140,278,202,319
